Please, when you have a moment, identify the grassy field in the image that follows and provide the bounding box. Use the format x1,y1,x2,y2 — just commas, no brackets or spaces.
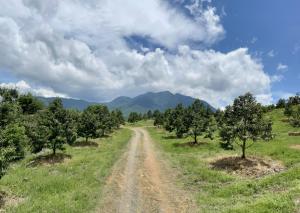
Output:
0,128,131,213
147,109,300,212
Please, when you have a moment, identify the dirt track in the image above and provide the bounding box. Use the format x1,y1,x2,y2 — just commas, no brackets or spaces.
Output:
97,127,195,213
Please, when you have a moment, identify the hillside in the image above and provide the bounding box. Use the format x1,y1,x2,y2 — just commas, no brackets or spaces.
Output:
37,97,98,111
37,91,215,115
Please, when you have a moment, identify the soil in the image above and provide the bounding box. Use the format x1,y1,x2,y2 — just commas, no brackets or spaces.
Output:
289,132,300,136
210,156,284,178
97,127,196,213
0,191,24,211
0,192,5,208
290,145,300,150
26,153,71,167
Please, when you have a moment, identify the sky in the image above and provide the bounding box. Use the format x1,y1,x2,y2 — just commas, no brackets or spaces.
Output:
0,0,299,108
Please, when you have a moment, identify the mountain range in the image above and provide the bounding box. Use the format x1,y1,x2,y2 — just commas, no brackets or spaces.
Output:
37,91,215,116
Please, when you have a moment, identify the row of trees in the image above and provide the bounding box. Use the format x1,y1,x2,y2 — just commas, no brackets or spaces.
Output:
0,88,124,178
275,93,300,127
276,93,300,109
153,93,273,159
153,100,216,143
127,110,160,123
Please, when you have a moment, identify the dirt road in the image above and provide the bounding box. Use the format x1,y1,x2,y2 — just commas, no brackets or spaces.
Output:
97,127,195,213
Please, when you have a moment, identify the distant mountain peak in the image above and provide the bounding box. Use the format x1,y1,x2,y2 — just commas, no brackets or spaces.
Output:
37,91,215,116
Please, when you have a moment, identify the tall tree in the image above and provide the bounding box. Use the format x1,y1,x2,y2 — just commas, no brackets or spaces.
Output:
220,93,273,159
188,100,216,144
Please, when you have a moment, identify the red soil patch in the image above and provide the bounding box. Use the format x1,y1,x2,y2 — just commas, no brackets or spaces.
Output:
210,156,284,178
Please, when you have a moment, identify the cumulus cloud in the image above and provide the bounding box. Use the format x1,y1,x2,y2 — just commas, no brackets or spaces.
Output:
0,0,273,107
0,80,68,97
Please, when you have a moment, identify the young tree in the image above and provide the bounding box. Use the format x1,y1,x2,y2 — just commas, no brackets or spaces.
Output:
153,111,164,127
276,98,286,109
290,106,300,127
24,112,50,153
219,106,235,150
188,100,216,144
62,109,79,145
0,124,28,159
45,98,67,155
128,112,140,123
147,110,153,119
164,104,189,138
284,102,293,117
87,105,111,136
0,123,28,178
115,109,125,126
220,93,273,159
78,108,98,142
18,93,44,114
0,88,19,103
0,88,27,177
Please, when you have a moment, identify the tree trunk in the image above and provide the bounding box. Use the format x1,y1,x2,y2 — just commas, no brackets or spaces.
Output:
53,143,56,156
241,140,246,159
194,133,198,144
86,136,88,143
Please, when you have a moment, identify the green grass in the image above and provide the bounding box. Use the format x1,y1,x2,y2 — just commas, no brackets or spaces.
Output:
0,128,132,213
147,109,300,213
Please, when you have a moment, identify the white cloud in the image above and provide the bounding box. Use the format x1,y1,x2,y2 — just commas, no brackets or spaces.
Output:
267,50,275,58
293,43,300,55
0,80,68,97
277,63,288,72
270,75,284,83
0,0,273,107
250,37,258,44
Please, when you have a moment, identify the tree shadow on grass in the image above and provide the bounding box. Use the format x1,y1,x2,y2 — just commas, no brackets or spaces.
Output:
173,141,209,148
72,140,99,148
27,153,72,167
162,135,179,139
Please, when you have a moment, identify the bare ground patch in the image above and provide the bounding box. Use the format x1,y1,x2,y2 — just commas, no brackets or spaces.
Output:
289,132,300,136
97,127,196,213
210,156,285,178
26,153,71,167
0,191,24,211
290,145,300,150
